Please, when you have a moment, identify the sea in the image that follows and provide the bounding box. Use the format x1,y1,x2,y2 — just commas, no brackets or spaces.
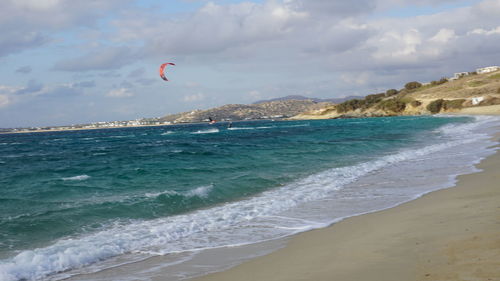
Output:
0,115,499,281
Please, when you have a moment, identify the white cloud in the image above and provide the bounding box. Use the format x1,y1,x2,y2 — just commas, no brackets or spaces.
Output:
53,46,139,72
183,92,206,102
371,29,422,62
468,26,500,35
114,1,308,57
248,90,262,100
3,0,500,127
340,72,372,86
0,94,11,107
0,85,21,107
0,0,130,57
107,88,134,98
429,28,456,43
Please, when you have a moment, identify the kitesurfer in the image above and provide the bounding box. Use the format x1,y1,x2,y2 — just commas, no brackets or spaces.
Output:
159,63,175,81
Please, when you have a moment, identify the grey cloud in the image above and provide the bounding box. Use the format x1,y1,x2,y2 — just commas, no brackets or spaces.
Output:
73,81,96,88
0,31,48,57
44,85,83,97
16,65,33,74
128,68,146,78
53,47,141,72
110,0,500,88
15,80,43,95
0,0,131,57
131,1,309,56
135,78,156,86
289,0,376,17
120,81,135,89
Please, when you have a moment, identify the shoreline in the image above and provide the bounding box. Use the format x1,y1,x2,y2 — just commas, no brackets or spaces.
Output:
3,105,499,135
186,131,500,281
0,119,282,135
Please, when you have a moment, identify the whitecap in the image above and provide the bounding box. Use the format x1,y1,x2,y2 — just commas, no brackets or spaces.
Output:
2,116,499,281
62,175,91,181
192,128,219,134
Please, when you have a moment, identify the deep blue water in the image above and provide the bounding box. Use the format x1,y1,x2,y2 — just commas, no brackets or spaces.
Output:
0,116,484,280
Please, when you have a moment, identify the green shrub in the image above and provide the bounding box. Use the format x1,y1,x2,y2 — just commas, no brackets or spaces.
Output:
398,96,416,104
468,80,487,87
336,99,366,113
427,99,444,114
410,100,422,107
488,73,500,80
364,93,385,107
385,89,398,97
378,99,406,113
443,99,465,110
404,81,422,91
430,78,448,86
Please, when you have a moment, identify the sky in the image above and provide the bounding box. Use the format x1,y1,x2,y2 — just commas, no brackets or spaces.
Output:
0,0,499,128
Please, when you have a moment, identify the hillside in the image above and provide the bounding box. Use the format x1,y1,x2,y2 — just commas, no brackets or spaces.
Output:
291,70,500,120
160,99,333,123
253,95,363,104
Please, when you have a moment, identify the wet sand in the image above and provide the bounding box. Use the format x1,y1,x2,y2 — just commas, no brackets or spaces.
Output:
188,136,500,281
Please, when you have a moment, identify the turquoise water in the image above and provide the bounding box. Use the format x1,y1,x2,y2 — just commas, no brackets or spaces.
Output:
0,116,493,280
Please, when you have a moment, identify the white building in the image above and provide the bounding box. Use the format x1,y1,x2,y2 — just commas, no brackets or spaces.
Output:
450,72,470,80
471,97,484,105
476,66,500,74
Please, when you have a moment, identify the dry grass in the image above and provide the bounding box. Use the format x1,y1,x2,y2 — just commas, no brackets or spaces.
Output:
405,72,500,100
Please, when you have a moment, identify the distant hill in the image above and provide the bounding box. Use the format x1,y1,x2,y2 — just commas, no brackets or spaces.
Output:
290,70,500,120
160,99,334,123
253,95,363,104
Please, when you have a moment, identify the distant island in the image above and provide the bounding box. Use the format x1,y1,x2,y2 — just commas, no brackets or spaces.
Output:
2,66,499,134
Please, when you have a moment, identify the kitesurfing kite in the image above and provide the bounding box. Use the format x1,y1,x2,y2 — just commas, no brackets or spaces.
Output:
159,62,175,81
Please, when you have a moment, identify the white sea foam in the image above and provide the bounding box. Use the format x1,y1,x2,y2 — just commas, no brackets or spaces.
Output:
144,185,213,199
228,126,273,130
184,185,213,198
62,175,91,181
192,128,219,134
108,135,135,138
1,116,499,281
161,131,174,135
227,127,254,130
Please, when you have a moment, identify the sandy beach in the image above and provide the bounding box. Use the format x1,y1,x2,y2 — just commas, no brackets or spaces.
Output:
188,134,500,281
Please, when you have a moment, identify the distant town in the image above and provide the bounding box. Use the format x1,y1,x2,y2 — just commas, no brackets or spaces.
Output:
0,118,175,134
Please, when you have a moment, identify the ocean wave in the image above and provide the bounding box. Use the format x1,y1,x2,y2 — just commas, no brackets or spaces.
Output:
0,117,497,281
0,142,22,146
107,135,135,139
192,128,219,134
61,175,91,181
228,126,274,131
145,185,213,199
227,127,254,130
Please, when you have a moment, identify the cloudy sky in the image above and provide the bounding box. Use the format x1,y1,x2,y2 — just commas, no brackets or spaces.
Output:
0,0,499,127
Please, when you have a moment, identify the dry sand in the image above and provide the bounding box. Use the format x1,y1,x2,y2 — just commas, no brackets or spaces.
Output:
189,137,500,281
455,105,500,115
